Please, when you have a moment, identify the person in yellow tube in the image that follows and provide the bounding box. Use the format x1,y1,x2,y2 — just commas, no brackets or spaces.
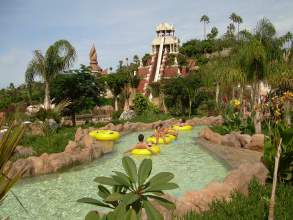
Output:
124,134,158,154
178,118,189,126
154,124,167,144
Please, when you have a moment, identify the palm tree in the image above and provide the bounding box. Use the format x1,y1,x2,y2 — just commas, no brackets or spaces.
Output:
227,23,236,37
235,16,243,41
200,15,210,40
229,13,243,40
25,40,76,109
239,38,267,133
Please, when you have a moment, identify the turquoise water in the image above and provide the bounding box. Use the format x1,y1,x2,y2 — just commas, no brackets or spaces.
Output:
0,127,228,220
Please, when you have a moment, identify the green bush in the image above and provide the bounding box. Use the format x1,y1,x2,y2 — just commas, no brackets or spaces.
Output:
175,179,293,220
263,123,293,184
112,110,123,120
20,126,76,155
133,93,149,115
211,105,255,135
78,156,178,220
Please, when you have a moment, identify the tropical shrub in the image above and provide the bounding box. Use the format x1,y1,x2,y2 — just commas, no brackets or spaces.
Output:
78,156,178,220
211,103,255,135
133,93,160,116
175,179,293,220
133,94,149,115
0,119,26,213
263,123,293,184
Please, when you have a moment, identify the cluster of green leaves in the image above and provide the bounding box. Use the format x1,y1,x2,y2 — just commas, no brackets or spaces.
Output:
78,156,178,220
161,74,205,117
211,105,255,135
175,179,293,220
263,123,293,184
133,93,159,116
0,120,26,211
51,65,105,125
0,82,44,113
20,126,76,155
180,38,235,61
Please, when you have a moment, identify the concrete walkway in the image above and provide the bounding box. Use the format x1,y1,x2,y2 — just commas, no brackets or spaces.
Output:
197,138,263,169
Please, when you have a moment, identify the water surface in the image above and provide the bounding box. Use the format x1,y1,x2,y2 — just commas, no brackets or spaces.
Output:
0,126,228,220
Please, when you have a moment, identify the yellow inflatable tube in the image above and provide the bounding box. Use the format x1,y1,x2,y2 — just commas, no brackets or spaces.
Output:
131,145,160,155
146,136,173,144
89,130,120,141
165,134,176,141
172,125,193,131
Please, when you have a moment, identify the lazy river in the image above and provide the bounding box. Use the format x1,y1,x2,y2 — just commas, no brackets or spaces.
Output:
0,126,228,220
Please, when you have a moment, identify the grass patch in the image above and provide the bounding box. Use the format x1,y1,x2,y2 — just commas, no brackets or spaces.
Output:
20,126,76,155
130,112,173,123
175,179,293,220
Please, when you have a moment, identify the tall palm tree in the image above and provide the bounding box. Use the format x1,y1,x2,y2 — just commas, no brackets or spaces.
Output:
229,13,243,41
25,40,76,109
235,16,243,41
239,38,267,133
200,15,210,40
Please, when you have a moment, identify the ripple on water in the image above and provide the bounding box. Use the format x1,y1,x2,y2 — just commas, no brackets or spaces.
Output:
0,126,228,220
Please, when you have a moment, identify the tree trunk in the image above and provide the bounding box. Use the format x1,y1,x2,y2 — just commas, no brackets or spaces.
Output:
189,99,192,118
284,101,291,127
71,112,76,127
268,139,282,220
204,23,206,40
254,82,262,134
114,97,118,111
161,93,167,113
129,87,136,107
216,83,220,105
44,81,51,110
237,23,240,41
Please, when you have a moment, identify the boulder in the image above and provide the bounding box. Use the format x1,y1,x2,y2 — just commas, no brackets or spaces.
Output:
29,156,46,175
28,123,44,135
246,134,264,151
74,127,84,142
199,127,223,144
236,134,252,148
222,133,241,148
95,140,114,154
119,110,136,120
48,153,73,172
13,146,36,158
64,141,79,153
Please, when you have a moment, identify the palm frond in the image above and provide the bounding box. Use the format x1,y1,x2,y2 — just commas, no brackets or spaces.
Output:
0,119,25,203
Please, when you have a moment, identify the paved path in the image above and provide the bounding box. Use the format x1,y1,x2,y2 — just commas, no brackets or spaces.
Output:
197,138,263,169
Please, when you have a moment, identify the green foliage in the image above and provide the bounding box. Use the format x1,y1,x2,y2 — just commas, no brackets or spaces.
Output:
175,179,293,220
239,38,267,82
0,82,43,112
25,39,76,109
142,53,151,66
161,74,205,116
0,120,25,209
133,94,150,115
263,123,293,184
130,112,171,124
211,105,255,135
112,110,123,120
20,126,76,155
78,156,178,219
51,65,104,125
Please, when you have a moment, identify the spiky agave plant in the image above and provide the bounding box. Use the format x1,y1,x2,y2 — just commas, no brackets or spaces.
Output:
78,156,178,220
0,119,26,205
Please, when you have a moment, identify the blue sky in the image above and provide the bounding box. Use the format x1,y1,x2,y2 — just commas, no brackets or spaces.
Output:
0,0,293,88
